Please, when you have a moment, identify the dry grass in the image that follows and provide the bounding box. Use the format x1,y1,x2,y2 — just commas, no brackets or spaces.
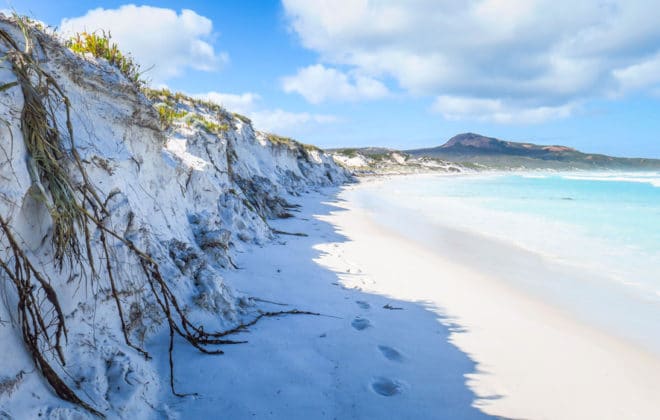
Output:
0,370,26,398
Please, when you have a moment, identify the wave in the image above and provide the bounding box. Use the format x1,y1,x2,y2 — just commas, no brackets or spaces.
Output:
520,174,549,179
561,173,660,188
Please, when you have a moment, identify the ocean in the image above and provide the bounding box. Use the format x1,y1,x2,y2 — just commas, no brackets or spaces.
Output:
349,172,660,354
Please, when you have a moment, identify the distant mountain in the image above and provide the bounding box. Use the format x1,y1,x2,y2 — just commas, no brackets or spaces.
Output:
406,133,660,169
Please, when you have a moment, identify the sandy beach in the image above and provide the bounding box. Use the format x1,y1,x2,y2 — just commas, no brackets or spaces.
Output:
3,6,660,417
319,179,660,419
168,179,660,419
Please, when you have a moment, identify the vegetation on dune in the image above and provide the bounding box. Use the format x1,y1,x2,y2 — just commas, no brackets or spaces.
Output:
66,30,144,87
188,114,229,134
153,103,231,133
155,104,188,128
143,87,180,105
334,148,359,158
263,133,319,152
265,133,295,146
143,88,236,132
301,143,321,152
63,29,290,142
62,23,325,154
368,152,392,161
0,16,317,416
233,112,252,124
143,87,225,113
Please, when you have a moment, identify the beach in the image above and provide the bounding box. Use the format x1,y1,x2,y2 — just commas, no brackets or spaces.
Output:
169,175,660,419
3,6,660,417
318,177,660,419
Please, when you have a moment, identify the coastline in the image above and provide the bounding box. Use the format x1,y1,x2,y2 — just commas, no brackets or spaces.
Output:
317,177,660,419
166,178,660,419
165,187,490,419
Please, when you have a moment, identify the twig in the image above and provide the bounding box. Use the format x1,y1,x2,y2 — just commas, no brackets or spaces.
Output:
272,229,308,237
249,297,289,307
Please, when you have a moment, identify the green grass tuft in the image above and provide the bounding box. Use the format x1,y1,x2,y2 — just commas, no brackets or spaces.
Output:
188,114,229,134
233,112,252,124
156,104,188,128
265,133,295,146
66,31,144,86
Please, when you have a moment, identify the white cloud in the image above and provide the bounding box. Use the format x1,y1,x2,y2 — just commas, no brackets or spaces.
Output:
282,64,388,103
432,95,576,124
60,5,226,83
192,92,260,115
250,109,337,133
193,91,337,133
283,0,660,122
613,53,660,94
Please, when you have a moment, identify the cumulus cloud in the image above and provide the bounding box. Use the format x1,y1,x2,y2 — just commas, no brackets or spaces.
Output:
282,64,388,103
432,95,576,124
283,0,660,123
613,53,660,94
60,5,227,83
192,92,260,115
193,91,337,133
250,109,337,133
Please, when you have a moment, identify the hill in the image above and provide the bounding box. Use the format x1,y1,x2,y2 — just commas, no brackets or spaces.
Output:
406,133,660,170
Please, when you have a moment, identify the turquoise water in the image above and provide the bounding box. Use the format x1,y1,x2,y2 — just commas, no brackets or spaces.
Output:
352,172,660,353
409,172,660,256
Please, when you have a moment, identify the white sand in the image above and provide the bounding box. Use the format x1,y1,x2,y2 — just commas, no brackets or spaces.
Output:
170,182,660,419
168,188,489,419
316,180,660,419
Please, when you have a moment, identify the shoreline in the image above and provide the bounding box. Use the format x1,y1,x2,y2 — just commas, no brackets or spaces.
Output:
318,179,660,419
348,171,660,357
167,180,660,419
167,187,490,419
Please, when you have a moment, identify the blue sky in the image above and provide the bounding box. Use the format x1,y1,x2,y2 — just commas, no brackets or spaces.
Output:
8,0,660,158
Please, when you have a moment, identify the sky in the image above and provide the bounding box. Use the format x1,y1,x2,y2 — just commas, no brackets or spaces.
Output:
6,0,660,158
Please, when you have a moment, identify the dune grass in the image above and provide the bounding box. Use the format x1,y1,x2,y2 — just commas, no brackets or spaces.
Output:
0,17,316,416
66,30,144,86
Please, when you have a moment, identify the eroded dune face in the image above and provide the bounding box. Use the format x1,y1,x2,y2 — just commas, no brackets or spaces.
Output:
0,16,350,417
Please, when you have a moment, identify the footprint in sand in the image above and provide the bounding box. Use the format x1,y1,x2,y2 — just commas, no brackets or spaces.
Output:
356,300,370,310
378,345,403,362
351,317,371,330
371,377,402,396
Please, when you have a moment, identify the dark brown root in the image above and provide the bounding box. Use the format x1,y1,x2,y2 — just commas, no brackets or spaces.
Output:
0,215,103,417
272,229,309,237
0,18,320,415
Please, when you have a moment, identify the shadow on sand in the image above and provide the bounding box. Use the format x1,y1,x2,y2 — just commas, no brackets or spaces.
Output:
162,187,501,419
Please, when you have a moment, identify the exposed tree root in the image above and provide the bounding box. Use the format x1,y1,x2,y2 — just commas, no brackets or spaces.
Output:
0,215,102,417
272,229,309,237
0,18,319,416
